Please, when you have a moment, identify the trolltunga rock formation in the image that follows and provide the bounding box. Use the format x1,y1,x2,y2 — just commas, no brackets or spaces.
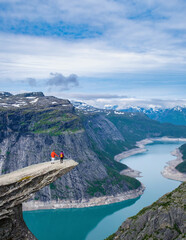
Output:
0,160,78,240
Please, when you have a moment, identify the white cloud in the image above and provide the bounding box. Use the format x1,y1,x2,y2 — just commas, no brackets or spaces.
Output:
43,90,186,109
1,1,186,52
66,93,128,100
0,0,186,101
0,33,185,82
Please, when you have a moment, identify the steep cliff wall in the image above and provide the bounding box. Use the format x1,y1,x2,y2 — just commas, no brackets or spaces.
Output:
1,92,186,207
106,182,186,240
0,160,78,240
0,93,141,207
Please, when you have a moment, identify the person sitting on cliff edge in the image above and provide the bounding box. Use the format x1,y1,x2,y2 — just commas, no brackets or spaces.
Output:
51,150,59,164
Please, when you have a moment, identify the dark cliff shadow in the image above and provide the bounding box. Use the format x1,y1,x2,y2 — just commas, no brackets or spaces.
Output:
23,196,140,240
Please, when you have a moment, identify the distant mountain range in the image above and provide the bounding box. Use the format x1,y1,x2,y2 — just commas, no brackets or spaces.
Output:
72,101,186,126
1,92,186,207
71,100,104,113
118,106,186,126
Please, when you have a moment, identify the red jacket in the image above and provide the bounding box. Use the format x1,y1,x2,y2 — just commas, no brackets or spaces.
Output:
51,151,58,158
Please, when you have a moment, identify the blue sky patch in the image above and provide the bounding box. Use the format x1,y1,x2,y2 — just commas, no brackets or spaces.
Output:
0,0,186,106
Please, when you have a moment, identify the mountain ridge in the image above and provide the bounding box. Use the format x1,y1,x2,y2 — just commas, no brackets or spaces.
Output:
72,100,186,125
106,182,186,240
0,92,186,208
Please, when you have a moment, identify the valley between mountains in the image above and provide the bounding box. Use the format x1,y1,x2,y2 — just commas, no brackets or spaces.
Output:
0,92,186,209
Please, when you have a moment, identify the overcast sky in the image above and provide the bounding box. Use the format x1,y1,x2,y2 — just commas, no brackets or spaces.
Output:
0,0,186,108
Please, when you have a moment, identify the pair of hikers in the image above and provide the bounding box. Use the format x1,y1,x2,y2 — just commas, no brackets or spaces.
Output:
51,150,64,164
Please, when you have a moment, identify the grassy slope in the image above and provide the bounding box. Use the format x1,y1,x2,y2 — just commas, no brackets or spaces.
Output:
0,108,83,137
2,108,186,196
106,112,186,142
82,112,186,196
0,108,142,195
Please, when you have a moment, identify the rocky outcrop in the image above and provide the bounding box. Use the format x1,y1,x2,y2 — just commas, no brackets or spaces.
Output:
175,143,186,174
106,182,186,240
0,92,142,208
0,91,72,110
162,148,186,181
1,92,186,208
0,160,78,240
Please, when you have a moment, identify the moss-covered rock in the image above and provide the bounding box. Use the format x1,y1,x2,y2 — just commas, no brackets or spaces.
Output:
106,182,186,240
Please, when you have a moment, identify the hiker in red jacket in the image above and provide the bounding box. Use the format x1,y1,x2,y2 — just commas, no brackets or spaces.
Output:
51,150,58,164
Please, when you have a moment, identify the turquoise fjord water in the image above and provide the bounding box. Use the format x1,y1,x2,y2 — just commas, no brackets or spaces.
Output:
23,142,183,240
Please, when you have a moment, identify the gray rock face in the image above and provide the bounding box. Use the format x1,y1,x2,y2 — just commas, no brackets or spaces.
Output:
0,131,112,202
0,93,139,205
0,91,73,110
107,182,186,240
84,114,125,148
15,92,44,98
0,160,78,240
1,92,186,206
0,204,37,240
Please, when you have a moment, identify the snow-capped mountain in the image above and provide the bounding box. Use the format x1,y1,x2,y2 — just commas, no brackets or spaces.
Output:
0,91,73,111
71,101,105,113
118,106,186,125
72,100,186,126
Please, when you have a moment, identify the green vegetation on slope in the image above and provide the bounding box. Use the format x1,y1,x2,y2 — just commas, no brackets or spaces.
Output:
175,143,186,173
87,167,141,197
2,100,186,199
0,108,83,137
81,113,130,172
106,112,186,143
105,182,186,240
88,137,128,172
82,112,186,196
29,110,83,135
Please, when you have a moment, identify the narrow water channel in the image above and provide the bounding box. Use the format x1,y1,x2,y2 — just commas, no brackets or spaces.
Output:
23,142,182,240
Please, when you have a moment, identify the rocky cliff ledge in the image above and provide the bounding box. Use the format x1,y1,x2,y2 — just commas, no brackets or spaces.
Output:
106,182,186,240
0,160,78,240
